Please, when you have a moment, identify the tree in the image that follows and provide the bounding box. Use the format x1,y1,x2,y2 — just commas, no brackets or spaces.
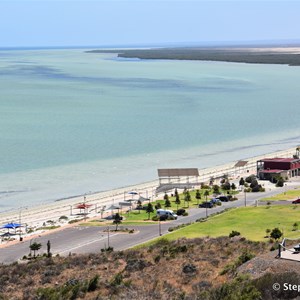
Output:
195,189,201,205
204,190,210,201
165,198,171,208
239,177,245,186
175,194,181,210
276,176,284,187
174,188,178,197
30,242,42,258
163,192,169,201
221,181,231,191
265,228,271,238
213,185,220,194
113,213,122,231
270,227,283,240
136,200,142,214
146,203,154,220
184,191,191,207
164,193,171,207
154,202,161,210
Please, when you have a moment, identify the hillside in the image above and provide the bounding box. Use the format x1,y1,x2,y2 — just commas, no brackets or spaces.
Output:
1,236,299,300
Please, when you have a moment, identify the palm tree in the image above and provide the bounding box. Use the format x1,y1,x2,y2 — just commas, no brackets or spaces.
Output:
30,242,42,258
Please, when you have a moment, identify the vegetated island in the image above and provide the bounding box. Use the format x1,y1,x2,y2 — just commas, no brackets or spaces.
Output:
86,46,300,66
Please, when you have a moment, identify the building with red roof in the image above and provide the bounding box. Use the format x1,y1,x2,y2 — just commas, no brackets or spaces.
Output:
257,157,300,180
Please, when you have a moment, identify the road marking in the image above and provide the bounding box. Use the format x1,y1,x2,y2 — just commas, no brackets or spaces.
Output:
57,233,119,254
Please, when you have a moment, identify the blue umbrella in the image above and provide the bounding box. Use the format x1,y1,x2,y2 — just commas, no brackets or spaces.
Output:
1,222,21,229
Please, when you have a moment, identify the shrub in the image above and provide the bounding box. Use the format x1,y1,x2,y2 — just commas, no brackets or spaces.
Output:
87,275,99,292
59,215,68,222
176,208,186,216
182,212,189,216
152,215,159,221
229,230,240,238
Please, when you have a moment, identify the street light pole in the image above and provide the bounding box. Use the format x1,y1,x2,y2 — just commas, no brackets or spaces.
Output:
244,190,247,207
107,225,110,248
158,219,162,236
19,206,27,241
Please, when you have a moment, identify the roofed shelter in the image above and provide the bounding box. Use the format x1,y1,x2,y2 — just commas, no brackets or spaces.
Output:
156,168,200,193
234,160,249,175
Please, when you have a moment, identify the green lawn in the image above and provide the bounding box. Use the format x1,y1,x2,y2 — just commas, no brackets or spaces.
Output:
260,187,300,201
161,205,300,242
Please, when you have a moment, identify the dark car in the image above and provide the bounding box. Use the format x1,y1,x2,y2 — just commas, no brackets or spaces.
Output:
292,198,300,204
176,208,186,216
216,196,229,202
199,202,213,208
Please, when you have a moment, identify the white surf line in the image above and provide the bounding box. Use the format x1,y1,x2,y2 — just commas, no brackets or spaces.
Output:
55,233,119,255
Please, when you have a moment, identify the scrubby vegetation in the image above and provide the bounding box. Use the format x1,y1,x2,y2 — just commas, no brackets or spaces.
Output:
0,237,270,299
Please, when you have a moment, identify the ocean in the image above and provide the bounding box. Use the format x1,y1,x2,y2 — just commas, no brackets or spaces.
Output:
1,48,300,210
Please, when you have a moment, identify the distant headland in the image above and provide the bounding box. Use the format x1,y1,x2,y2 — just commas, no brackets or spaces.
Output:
86,46,300,66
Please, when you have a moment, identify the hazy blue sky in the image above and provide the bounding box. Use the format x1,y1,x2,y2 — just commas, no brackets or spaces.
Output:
1,0,299,47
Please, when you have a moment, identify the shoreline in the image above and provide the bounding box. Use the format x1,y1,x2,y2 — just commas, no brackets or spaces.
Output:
86,46,300,66
0,145,298,246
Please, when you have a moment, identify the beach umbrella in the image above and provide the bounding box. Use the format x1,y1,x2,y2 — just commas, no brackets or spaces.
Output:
1,222,21,234
76,203,92,210
1,222,21,229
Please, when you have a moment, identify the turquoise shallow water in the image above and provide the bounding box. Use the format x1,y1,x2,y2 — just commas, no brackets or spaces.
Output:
0,48,300,210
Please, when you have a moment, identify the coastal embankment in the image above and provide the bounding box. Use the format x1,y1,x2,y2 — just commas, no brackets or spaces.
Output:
0,146,297,235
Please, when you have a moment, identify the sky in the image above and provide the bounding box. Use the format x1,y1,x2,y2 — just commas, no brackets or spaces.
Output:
0,0,300,47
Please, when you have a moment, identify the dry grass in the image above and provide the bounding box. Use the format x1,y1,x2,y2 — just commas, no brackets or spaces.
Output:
0,237,269,300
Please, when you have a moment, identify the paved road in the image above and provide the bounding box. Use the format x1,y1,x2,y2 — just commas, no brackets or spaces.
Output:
1,179,299,264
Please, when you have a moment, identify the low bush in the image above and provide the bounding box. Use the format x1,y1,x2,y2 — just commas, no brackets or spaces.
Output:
229,230,240,238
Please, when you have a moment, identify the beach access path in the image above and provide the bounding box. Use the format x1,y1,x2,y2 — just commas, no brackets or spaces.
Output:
1,177,299,264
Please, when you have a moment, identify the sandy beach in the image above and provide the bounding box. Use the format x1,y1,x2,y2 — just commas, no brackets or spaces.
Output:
0,145,298,248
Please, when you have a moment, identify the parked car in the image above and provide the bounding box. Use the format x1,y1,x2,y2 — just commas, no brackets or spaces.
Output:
216,196,229,202
199,202,213,208
292,198,300,204
156,209,178,220
210,198,221,205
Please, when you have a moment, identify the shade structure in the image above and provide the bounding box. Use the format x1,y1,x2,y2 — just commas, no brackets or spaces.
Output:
138,196,150,203
105,204,121,211
119,201,132,207
1,222,21,229
76,203,92,209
